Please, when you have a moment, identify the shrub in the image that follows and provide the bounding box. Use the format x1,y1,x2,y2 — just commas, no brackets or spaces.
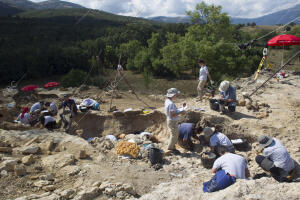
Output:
61,69,89,87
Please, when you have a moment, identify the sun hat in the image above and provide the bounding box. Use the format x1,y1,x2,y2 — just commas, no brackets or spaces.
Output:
219,80,230,92
165,88,180,98
203,127,216,139
258,135,273,148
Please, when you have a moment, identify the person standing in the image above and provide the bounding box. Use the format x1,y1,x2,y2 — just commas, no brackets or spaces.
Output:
165,88,185,154
255,136,295,182
197,60,214,102
60,95,77,132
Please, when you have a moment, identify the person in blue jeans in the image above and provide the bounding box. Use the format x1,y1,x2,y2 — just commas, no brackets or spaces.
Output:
60,94,77,132
218,80,236,114
178,123,202,150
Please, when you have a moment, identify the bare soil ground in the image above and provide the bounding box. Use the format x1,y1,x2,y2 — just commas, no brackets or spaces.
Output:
0,69,300,200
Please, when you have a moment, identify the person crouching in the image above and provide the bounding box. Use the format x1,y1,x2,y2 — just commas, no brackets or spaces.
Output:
218,80,236,114
255,135,296,182
40,116,56,130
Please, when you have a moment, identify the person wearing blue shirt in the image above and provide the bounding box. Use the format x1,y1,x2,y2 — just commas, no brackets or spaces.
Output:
60,94,77,132
178,123,201,150
218,80,236,114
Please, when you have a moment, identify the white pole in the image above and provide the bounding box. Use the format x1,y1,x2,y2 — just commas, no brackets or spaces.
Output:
281,45,284,67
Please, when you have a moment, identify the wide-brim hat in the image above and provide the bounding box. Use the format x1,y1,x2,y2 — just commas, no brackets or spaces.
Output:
203,127,215,139
165,88,180,98
219,80,230,92
258,135,273,148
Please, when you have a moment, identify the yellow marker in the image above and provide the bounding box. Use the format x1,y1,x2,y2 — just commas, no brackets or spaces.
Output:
266,63,273,69
254,56,266,80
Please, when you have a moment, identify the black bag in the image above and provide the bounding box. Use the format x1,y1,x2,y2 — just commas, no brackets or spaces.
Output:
209,99,220,111
148,147,163,165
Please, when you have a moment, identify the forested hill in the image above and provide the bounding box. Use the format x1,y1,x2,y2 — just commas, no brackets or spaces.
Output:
18,8,153,25
0,0,84,10
1,2,298,88
0,1,23,16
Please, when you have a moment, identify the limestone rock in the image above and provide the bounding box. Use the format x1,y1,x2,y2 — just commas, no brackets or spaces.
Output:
59,165,81,176
99,181,113,191
42,193,60,200
43,185,56,192
22,154,35,165
74,187,101,200
0,159,18,171
34,180,51,187
41,153,75,170
15,164,26,176
21,145,40,155
104,187,116,196
59,189,75,200
122,183,136,195
237,98,246,106
0,147,12,153
40,173,54,181
92,181,102,187
0,170,8,177
78,150,87,159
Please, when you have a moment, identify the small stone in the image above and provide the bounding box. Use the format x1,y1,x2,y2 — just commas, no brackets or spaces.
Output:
22,154,35,165
104,187,116,196
34,180,51,187
30,175,39,180
60,189,75,199
116,191,126,199
76,129,84,137
0,170,8,177
79,150,87,159
21,145,40,155
75,187,101,200
43,185,56,192
92,181,102,187
99,181,112,191
122,183,136,195
0,147,12,153
42,193,60,200
24,136,40,146
60,165,81,176
15,164,27,176
40,174,54,181
0,159,18,171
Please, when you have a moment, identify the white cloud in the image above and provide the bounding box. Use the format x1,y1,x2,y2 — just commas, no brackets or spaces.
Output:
30,0,300,18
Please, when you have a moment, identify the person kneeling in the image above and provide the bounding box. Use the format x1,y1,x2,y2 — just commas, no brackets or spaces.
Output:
178,123,202,151
255,135,295,182
218,80,236,114
40,116,56,130
203,146,250,192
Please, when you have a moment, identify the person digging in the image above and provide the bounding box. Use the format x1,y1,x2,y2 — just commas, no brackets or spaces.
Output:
218,80,236,114
255,135,296,182
177,123,202,151
60,94,77,132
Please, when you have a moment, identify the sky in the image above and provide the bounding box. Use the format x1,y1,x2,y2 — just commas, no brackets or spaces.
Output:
31,0,300,18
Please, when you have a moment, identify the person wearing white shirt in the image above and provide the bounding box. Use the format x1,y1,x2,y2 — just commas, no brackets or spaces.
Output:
40,116,56,130
49,102,58,116
30,102,43,114
16,107,31,125
203,127,235,155
212,146,250,179
197,60,213,102
165,88,186,154
256,136,295,182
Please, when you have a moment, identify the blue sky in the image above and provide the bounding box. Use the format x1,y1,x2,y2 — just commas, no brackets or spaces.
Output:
31,0,300,18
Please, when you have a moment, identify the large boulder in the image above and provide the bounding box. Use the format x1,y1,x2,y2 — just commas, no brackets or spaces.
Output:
41,153,75,170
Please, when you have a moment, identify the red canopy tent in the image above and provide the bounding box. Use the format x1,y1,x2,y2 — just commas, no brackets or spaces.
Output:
267,34,300,65
44,82,60,88
21,85,39,92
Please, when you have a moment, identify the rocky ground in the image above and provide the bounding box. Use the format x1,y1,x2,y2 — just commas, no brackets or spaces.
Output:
0,70,300,200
